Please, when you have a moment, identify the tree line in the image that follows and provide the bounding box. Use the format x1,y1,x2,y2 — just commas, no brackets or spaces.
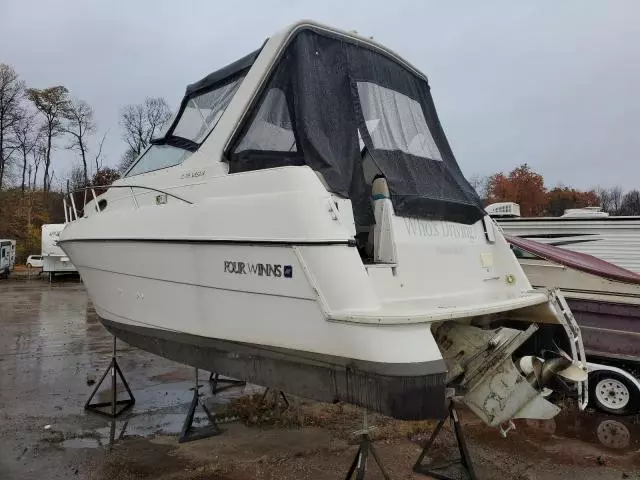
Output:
471,164,640,217
0,63,172,194
0,62,172,262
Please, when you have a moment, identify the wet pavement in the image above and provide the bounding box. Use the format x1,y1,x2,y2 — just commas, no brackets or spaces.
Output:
0,278,639,479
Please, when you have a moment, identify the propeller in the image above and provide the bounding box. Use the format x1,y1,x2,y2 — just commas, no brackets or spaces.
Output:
518,344,587,392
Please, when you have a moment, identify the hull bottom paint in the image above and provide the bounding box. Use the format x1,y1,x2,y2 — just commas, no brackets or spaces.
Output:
101,317,448,420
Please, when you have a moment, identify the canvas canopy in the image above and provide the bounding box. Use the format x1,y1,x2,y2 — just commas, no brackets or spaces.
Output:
153,26,484,225
229,27,484,225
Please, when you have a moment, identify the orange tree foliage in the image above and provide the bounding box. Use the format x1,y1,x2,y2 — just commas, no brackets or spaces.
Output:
486,164,547,216
0,188,65,263
546,186,599,216
485,164,600,217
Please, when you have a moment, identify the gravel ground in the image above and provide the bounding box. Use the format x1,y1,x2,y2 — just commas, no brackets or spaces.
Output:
0,278,638,480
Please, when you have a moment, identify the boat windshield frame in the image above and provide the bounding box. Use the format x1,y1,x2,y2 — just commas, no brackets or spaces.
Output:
124,48,263,178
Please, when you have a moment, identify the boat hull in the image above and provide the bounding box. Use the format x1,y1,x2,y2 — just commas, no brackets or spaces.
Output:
101,316,448,420
518,259,640,363
567,298,640,363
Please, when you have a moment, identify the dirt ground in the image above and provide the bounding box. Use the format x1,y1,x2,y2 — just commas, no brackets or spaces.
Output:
0,278,638,480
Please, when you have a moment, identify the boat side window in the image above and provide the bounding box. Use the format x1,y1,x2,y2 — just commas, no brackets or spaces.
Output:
125,145,192,177
173,76,244,144
356,82,442,161
233,88,298,154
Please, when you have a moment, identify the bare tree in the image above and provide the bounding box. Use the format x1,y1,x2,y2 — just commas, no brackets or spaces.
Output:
30,140,45,189
596,186,611,213
468,174,489,201
610,186,623,215
118,148,139,173
93,131,108,173
119,96,171,171
62,98,95,185
596,186,623,215
12,109,40,192
620,190,640,216
26,86,70,191
68,163,88,191
0,64,25,190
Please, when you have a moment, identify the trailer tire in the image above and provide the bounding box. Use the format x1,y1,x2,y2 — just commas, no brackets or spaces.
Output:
589,371,639,415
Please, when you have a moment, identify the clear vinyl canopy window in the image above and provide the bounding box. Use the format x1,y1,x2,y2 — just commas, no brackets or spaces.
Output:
357,82,442,161
172,76,245,144
234,88,297,153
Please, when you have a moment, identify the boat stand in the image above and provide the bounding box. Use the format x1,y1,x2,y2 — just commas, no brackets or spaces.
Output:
344,411,390,480
85,337,135,418
179,368,222,443
260,387,290,408
208,372,246,394
107,418,130,451
413,404,478,480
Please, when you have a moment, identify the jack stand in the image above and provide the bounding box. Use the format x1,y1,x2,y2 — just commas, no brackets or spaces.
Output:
344,410,390,480
107,418,130,451
208,372,246,394
413,404,478,480
260,387,290,408
85,337,135,418
179,368,222,443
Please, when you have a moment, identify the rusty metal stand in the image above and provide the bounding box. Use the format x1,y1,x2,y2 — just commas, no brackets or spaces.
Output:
413,404,478,480
85,337,135,418
208,372,246,394
179,368,222,443
344,410,390,480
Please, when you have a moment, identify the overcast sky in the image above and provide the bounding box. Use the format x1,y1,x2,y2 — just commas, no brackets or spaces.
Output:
1,0,639,191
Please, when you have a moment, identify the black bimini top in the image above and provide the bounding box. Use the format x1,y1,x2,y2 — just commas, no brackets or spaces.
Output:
157,26,485,225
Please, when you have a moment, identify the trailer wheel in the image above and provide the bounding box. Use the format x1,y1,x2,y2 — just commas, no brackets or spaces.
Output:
589,371,639,415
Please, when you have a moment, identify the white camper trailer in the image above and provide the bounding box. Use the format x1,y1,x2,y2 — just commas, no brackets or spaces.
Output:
41,224,77,278
8,239,15,271
0,239,14,278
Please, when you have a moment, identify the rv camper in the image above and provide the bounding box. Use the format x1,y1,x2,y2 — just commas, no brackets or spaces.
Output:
0,239,14,278
41,224,77,278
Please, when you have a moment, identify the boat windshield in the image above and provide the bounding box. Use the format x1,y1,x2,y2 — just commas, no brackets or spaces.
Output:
172,76,245,144
126,144,192,177
125,73,247,178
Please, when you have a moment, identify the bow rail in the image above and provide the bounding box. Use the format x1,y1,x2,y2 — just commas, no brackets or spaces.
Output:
64,184,193,223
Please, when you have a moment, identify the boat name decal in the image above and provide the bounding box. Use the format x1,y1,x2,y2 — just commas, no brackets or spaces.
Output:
180,169,206,179
403,218,477,241
224,261,292,278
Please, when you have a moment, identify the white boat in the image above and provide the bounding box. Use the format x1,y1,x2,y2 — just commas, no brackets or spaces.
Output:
59,21,587,427
41,224,77,277
487,202,640,273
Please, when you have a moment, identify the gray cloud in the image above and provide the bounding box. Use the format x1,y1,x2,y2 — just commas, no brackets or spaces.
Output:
1,0,638,190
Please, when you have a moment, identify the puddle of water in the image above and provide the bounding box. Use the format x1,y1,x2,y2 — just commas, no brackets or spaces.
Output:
61,437,101,449
519,410,640,453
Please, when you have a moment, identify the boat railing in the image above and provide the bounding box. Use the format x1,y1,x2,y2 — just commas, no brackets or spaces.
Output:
63,184,193,223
